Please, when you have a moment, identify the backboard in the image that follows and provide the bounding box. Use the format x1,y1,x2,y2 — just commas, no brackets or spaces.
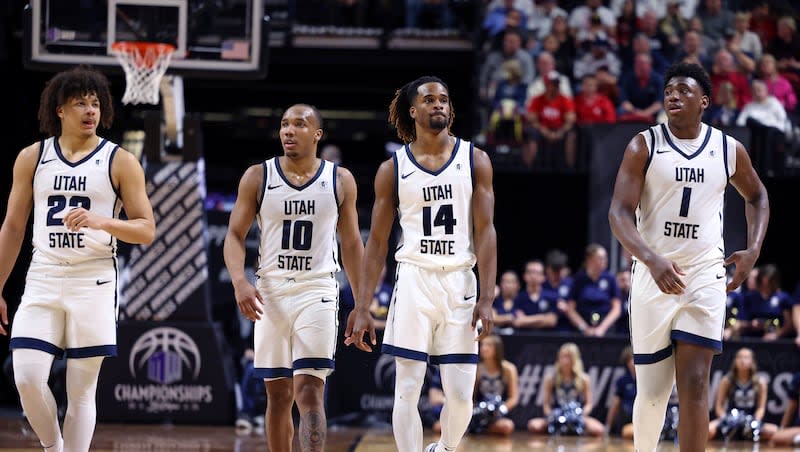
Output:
23,0,269,78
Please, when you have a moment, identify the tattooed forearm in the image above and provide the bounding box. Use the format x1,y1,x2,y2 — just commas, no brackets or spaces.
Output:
299,411,326,451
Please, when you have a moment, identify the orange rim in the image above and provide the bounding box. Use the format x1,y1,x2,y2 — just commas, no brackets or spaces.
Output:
111,41,175,68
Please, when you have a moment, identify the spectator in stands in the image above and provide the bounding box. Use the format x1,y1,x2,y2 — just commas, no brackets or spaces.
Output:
737,79,790,175
637,9,677,63
235,332,266,435
758,53,798,114
617,53,664,123
542,248,574,332
487,59,529,148
524,70,577,169
574,74,617,126
711,48,752,110
528,0,567,42
320,143,342,164
470,334,519,436
708,347,778,442
573,34,622,105
526,342,605,436
564,243,622,337
658,0,689,53
722,26,757,75
687,18,720,65
698,0,734,41
567,0,617,47
733,11,763,63
511,260,558,331
605,346,635,439
773,371,800,446
614,268,631,336
704,81,740,128
724,277,746,340
734,263,795,341
526,50,573,103
547,15,578,81
493,270,521,330
405,0,455,29
482,0,529,44
483,5,529,52
675,30,712,72
767,16,800,81
614,0,638,52
479,28,535,131
623,32,670,76
749,0,776,49
368,266,394,330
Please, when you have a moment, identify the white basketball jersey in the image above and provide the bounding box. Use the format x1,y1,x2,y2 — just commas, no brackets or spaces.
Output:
394,138,476,271
31,137,122,265
256,158,340,280
635,123,736,268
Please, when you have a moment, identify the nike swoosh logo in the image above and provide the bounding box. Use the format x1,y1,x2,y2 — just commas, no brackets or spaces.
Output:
401,171,416,179
715,274,725,280
96,279,112,285
464,295,476,301
41,158,57,164
267,184,283,190
655,149,670,154
321,298,335,303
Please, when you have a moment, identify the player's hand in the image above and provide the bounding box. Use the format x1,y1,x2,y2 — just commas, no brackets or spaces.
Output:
724,249,759,292
63,207,106,232
473,299,494,342
344,307,376,352
233,281,263,321
0,295,8,335
648,256,686,295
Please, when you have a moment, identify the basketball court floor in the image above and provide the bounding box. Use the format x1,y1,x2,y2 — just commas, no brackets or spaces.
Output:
0,415,786,452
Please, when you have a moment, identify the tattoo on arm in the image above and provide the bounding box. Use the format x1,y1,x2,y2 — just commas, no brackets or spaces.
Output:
299,411,326,451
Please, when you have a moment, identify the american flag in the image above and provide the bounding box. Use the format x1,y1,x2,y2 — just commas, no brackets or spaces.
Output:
221,39,250,60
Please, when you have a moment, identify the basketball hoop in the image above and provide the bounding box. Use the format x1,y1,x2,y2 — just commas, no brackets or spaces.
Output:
111,41,176,105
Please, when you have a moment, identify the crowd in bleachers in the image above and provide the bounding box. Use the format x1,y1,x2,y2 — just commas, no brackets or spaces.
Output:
476,0,800,174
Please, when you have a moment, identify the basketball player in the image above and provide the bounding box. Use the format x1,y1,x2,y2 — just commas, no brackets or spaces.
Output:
608,61,769,452
345,76,497,452
224,104,364,452
0,65,156,452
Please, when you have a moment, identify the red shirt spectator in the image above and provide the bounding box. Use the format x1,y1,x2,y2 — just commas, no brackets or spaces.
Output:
575,74,617,125
527,88,575,130
711,49,752,109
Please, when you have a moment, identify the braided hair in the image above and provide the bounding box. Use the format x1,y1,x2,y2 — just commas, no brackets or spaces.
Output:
388,76,454,143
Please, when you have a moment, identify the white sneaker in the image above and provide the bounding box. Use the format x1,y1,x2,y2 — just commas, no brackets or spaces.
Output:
424,443,437,452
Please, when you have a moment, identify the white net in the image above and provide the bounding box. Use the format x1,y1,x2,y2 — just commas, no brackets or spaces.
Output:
111,42,175,105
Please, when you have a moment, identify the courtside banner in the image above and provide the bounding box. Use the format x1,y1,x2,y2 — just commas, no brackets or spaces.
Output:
97,322,235,424
328,330,800,428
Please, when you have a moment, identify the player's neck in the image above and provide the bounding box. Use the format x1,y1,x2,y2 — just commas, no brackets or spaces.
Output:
280,155,319,178
666,120,702,140
57,134,100,157
411,130,453,155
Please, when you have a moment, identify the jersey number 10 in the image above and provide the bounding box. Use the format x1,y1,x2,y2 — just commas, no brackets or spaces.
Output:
281,220,313,250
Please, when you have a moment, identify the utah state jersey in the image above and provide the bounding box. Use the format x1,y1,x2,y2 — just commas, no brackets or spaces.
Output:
635,123,736,268
31,137,122,265
394,138,476,271
256,157,340,279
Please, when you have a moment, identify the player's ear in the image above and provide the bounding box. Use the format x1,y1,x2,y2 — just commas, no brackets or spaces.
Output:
701,94,710,110
409,106,416,119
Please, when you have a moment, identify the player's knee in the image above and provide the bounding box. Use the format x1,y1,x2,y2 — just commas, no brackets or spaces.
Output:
677,369,708,402
294,383,324,410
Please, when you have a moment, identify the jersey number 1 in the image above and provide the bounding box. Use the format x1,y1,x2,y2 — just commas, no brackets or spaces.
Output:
679,187,691,217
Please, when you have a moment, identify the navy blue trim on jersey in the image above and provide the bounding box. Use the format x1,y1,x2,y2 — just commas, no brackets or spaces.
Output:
257,161,268,208
671,329,722,352
722,132,730,180
469,141,476,189
37,140,46,167
633,344,672,365
645,127,656,173
660,123,712,160
113,256,120,325
404,138,461,176
9,337,65,359
253,367,293,379
332,162,340,208
430,353,479,365
382,343,428,362
108,145,121,198
54,138,109,167
294,357,335,370
274,157,326,191
65,345,117,358
392,151,400,207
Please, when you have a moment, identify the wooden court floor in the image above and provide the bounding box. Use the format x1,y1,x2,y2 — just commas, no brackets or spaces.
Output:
0,415,789,452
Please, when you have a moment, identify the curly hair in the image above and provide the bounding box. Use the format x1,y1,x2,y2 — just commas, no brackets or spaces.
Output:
38,64,115,137
387,75,454,143
663,61,712,97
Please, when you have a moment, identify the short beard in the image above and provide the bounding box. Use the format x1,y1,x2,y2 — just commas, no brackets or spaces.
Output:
429,116,448,131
